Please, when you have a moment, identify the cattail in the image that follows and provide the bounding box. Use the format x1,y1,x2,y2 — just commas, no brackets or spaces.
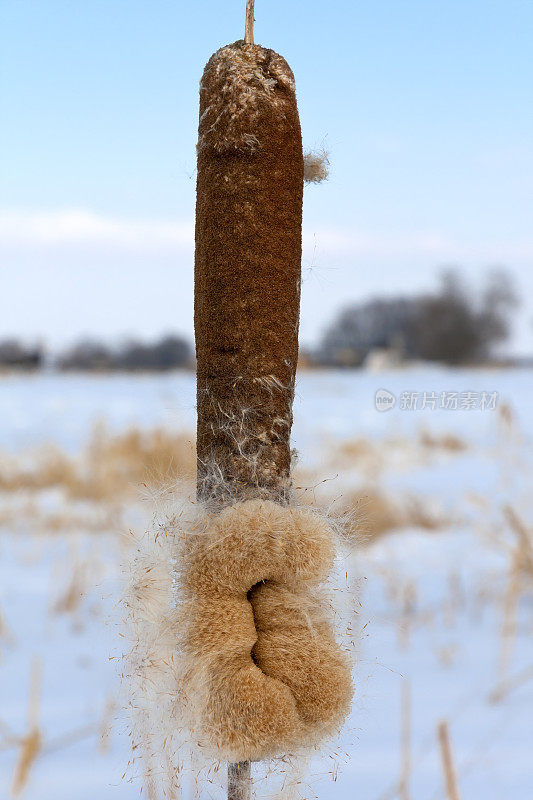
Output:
194,40,304,505
124,20,352,800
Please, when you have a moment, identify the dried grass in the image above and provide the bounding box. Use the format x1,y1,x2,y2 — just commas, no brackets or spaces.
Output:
419,431,467,453
0,427,448,546
0,495,121,534
0,424,195,503
329,430,467,484
339,488,445,542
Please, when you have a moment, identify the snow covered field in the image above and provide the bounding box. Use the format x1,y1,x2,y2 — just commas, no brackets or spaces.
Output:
0,367,532,799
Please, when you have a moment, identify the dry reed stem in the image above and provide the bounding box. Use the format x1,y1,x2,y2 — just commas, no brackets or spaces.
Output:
495,569,521,698
11,659,43,796
493,505,533,699
503,505,533,577
52,559,86,615
488,663,533,703
11,730,41,796
398,582,417,650
437,721,461,800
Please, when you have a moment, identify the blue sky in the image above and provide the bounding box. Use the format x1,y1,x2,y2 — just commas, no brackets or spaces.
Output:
1,0,532,352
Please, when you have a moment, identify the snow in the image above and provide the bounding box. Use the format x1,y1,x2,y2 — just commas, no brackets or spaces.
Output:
0,367,532,799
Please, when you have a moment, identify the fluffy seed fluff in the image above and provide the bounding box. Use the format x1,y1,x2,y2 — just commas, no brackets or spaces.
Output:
198,40,297,154
123,494,354,796
303,149,330,184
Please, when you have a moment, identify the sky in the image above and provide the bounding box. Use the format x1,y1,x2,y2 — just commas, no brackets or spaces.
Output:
1,0,532,353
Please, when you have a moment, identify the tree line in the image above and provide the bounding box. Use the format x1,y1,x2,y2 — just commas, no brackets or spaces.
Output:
0,335,193,372
315,268,518,367
0,269,521,372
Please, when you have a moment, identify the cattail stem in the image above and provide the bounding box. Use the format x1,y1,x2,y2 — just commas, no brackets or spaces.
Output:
228,761,251,800
245,0,255,44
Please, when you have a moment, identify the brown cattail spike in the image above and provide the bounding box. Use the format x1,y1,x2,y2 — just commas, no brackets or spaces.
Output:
194,41,304,506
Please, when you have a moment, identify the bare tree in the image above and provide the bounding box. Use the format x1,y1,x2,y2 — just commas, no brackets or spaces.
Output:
412,269,517,364
318,269,518,367
319,298,419,367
